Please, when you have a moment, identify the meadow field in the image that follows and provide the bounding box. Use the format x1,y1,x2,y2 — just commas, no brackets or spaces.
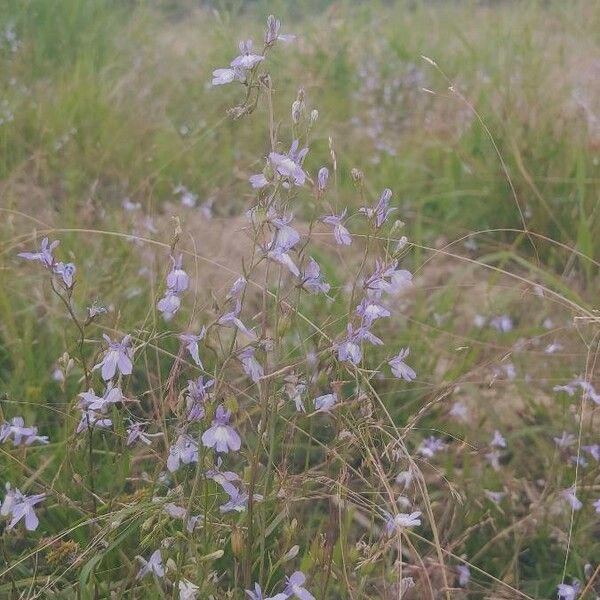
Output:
1,1,599,598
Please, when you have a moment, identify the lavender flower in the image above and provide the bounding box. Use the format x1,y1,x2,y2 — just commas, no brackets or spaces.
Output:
18,237,59,268
388,348,416,381
78,386,124,413
231,40,264,70
491,430,507,448
317,167,329,192
283,571,315,600
489,315,513,333
0,417,48,446
322,209,352,245
179,580,200,600
127,422,162,446
359,188,395,228
212,66,246,86
239,346,264,382
94,334,133,381
264,15,294,46
417,436,446,458
301,258,330,295
180,328,206,367
456,565,471,587
268,140,307,187
561,487,582,511
165,254,188,293
218,481,262,513
554,432,577,450
226,276,247,300
355,297,390,327
314,393,337,413
218,301,257,340
557,582,581,600
54,261,76,288
167,434,199,472
246,582,287,600
157,291,181,321
202,405,241,453
136,549,164,580
593,498,600,513
76,409,112,434
384,510,421,535
1,484,45,531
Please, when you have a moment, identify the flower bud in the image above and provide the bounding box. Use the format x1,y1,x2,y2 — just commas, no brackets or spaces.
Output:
317,167,329,192
310,109,319,123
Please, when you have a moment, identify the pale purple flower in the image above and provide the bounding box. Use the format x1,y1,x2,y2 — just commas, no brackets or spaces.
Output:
1,485,45,531
18,237,59,268
87,303,108,319
167,434,199,472
359,188,395,228
212,67,245,86
317,167,329,191
227,277,247,300
179,579,199,600
356,297,390,326
363,258,404,297
231,40,264,70
561,487,582,511
285,378,307,413
246,582,287,600
449,402,469,422
94,334,133,381
583,444,600,462
314,393,337,413
218,301,257,339
78,386,124,413
268,140,307,187
485,450,502,471
336,325,362,365
53,261,76,288
185,377,213,422
489,315,513,333
218,481,261,513
136,549,164,580
206,460,240,487
0,417,48,446
163,503,201,533
283,571,315,600
264,15,294,46
202,405,241,453
387,269,413,294
384,511,422,535
322,209,352,245
166,254,189,293
157,291,181,320
127,422,162,446
388,348,416,381
553,383,578,396
180,328,206,367
554,432,577,450
557,582,581,600
417,436,446,458
266,245,300,277
301,258,330,295
239,347,264,383
250,173,269,189
593,498,600,513
484,490,506,504
270,212,301,250
456,565,470,587
173,184,197,208
76,409,112,434
491,430,506,448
